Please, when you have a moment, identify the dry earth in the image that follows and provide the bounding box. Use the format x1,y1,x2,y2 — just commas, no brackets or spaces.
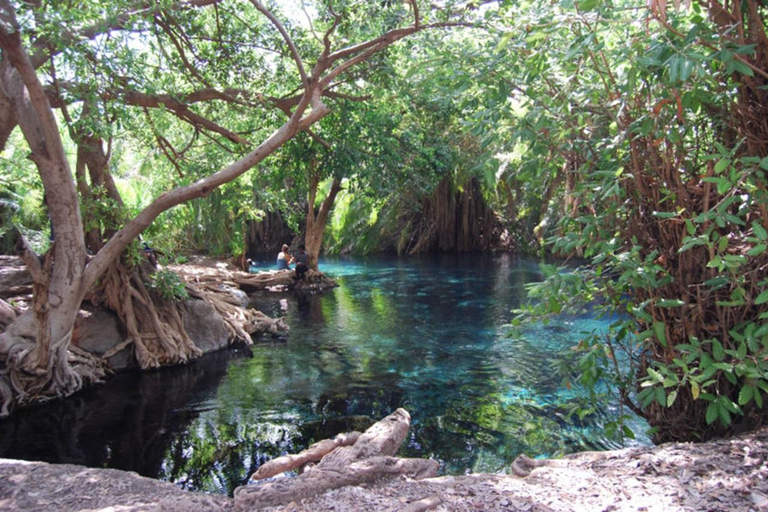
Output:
2,425,767,512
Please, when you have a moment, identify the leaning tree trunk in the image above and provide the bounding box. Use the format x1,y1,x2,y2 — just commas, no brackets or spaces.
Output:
305,168,342,271
0,23,106,414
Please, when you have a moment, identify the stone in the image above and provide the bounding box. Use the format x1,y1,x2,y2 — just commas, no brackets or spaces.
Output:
72,306,134,371
183,298,231,354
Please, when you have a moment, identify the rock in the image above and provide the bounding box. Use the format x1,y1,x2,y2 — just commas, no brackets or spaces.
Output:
183,298,231,354
0,299,17,331
72,306,134,371
0,458,232,511
221,285,250,308
0,256,32,297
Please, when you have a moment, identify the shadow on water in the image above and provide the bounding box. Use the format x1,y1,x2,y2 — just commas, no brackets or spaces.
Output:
0,253,651,496
0,349,248,474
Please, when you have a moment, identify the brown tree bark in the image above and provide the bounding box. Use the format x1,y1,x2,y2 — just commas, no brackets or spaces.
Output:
305,166,343,271
234,409,438,510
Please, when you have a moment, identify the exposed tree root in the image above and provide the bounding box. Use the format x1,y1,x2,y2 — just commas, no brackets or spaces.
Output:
89,262,201,369
0,256,318,416
249,432,362,481
185,282,288,344
234,409,438,510
171,262,337,294
393,177,508,255
0,315,108,416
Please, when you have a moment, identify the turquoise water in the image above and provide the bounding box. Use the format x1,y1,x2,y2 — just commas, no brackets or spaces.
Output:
0,253,650,495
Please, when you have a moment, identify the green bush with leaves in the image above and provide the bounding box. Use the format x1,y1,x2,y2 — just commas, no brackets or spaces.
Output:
148,269,189,302
505,0,768,442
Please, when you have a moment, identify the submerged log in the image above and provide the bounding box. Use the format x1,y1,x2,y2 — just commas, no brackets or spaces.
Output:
234,409,438,510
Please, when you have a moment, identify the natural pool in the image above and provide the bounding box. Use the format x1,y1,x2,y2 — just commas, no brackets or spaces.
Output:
0,253,650,495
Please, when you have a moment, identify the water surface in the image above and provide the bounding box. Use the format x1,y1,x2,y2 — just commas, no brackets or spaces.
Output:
0,253,649,495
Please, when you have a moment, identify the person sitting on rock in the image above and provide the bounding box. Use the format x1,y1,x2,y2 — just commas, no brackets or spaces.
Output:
276,244,291,270
292,246,309,281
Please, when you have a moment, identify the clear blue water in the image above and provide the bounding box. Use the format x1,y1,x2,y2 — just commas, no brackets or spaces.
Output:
0,253,650,495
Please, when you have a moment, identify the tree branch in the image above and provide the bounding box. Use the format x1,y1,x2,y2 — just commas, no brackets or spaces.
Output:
250,0,309,90
82,95,329,292
407,0,420,29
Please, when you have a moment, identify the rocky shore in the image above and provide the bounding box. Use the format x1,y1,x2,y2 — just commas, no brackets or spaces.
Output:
2,424,766,511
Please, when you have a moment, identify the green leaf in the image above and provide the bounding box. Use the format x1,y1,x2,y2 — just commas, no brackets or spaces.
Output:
754,222,768,241
739,384,755,406
497,33,513,52
732,59,754,76
704,275,728,287
714,158,731,174
705,402,718,424
667,389,678,407
747,244,767,257
718,403,732,425
712,339,725,361
756,290,768,305
577,0,603,10
647,367,664,383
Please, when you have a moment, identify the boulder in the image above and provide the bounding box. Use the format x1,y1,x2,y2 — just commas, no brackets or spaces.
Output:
183,299,231,354
72,307,134,371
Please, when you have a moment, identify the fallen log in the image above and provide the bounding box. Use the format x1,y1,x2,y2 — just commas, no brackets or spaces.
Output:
234,409,438,510
171,262,337,294
250,431,362,481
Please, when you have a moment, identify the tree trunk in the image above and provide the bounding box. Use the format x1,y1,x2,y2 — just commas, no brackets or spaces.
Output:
0,17,98,413
305,168,342,271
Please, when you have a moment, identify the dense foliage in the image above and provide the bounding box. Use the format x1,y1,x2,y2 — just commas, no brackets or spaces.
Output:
506,0,768,441
1,0,767,441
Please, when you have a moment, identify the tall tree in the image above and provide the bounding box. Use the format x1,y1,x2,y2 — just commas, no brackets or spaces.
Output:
0,0,469,415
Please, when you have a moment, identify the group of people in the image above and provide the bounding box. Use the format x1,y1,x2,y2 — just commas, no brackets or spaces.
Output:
277,244,309,281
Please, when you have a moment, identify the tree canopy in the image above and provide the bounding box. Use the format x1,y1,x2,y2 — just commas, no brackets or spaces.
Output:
1,0,768,443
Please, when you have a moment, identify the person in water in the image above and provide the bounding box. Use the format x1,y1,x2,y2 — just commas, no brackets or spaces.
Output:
276,244,291,270
293,246,309,281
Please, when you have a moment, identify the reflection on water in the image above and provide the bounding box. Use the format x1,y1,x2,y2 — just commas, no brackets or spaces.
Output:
0,253,650,495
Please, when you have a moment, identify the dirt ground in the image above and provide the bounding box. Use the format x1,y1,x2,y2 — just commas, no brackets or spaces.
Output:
2,425,767,511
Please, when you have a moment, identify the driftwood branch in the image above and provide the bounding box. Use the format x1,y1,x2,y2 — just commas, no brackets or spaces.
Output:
250,431,362,481
234,409,438,510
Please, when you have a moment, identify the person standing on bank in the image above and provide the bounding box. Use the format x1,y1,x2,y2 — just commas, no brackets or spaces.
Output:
276,244,291,270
